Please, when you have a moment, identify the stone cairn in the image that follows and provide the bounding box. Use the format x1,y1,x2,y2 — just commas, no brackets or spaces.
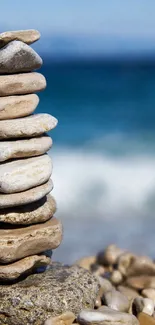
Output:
0,29,63,281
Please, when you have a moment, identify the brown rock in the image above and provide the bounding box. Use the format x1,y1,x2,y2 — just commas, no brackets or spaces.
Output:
0,72,46,97
0,179,53,209
0,136,52,162
0,29,40,47
126,276,155,290
0,254,51,281
0,94,39,120
0,113,57,139
44,312,76,325
0,217,62,264
0,194,56,225
97,245,124,266
118,253,155,277
75,256,96,271
138,312,155,325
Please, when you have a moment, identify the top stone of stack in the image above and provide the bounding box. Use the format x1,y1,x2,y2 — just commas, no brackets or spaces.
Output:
0,29,40,48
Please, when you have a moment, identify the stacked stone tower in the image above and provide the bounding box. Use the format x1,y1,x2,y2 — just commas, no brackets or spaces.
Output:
0,29,63,281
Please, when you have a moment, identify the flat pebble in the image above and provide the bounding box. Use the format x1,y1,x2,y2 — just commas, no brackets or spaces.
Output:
0,194,56,225
0,136,52,162
0,217,62,263
0,114,57,139
77,307,139,325
0,94,39,120
0,155,52,193
0,254,51,281
0,179,53,208
0,72,46,96
0,29,40,47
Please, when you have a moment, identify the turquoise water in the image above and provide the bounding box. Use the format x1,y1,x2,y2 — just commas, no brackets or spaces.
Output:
37,60,155,262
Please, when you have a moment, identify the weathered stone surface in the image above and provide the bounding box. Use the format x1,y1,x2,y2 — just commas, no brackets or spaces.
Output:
138,312,155,325
132,297,154,316
102,289,130,312
0,218,62,264
44,312,76,325
0,29,40,47
118,253,155,277
142,288,155,304
0,179,53,208
0,41,42,74
0,94,39,120
0,136,52,162
75,256,96,271
0,263,99,325
0,155,52,193
0,254,51,281
0,194,56,225
97,245,124,266
0,72,46,96
77,307,139,325
126,275,155,290
0,113,57,139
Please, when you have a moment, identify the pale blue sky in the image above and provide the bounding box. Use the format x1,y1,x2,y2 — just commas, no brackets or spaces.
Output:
0,0,155,38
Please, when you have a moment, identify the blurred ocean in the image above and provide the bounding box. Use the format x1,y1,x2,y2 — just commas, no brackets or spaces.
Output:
37,60,155,263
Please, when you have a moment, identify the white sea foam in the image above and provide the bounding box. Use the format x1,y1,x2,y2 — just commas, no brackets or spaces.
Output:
50,146,155,220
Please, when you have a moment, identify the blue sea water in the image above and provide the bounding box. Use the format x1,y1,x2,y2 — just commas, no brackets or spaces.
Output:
37,60,155,262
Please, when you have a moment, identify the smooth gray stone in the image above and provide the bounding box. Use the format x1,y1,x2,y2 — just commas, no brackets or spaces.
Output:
77,307,139,325
0,155,52,193
0,41,42,73
102,289,130,312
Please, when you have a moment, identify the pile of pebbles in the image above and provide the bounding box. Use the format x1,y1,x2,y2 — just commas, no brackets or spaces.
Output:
0,29,63,282
72,244,155,325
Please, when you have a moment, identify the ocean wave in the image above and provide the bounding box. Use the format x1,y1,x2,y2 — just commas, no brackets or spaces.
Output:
50,145,155,221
